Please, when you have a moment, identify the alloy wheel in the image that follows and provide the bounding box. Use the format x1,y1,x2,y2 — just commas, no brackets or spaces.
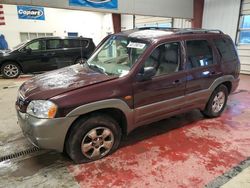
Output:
212,91,226,113
81,127,114,159
3,64,19,78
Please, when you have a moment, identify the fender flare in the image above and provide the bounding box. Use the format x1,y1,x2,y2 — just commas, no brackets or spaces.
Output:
66,99,134,133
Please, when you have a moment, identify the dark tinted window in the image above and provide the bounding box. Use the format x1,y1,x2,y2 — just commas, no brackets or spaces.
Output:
63,39,88,48
47,39,62,49
186,40,214,69
63,39,80,48
214,38,238,62
144,42,180,76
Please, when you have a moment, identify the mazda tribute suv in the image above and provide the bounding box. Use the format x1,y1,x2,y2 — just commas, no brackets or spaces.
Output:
16,28,240,163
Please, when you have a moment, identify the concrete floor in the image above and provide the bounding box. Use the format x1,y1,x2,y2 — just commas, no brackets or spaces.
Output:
0,74,250,188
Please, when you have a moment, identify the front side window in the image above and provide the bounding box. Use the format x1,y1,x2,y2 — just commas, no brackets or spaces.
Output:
238,15,250,44
144,42,181,76
24,40,45,51
87,36,148,77
214,38,238,62
186,40,214,69
47,39,62,50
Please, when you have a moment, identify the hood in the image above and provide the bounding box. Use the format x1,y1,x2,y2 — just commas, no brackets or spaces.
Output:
19,64,118,100
0,49,11,55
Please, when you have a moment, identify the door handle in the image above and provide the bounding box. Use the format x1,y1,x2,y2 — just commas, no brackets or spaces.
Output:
210,71,222,76
172,79,181,85
44,52,55,56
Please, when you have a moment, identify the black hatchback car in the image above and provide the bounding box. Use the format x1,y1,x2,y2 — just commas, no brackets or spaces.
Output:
0,37,95,78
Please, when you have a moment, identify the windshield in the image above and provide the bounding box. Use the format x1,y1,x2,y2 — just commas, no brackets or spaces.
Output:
86,36,148,77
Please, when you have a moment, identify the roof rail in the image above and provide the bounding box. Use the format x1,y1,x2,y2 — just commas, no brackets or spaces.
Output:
175,28,223,34
138,26,178,31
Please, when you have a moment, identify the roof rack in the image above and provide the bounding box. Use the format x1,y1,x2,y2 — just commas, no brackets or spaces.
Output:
175,28,223,34
138,27,178,31
137,27,223,34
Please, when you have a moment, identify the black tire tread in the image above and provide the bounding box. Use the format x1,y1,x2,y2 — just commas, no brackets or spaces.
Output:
202,84,228,118
66,113,121,164
1,61,21,79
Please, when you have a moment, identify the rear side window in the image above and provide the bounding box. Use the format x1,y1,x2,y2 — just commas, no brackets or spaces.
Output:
47,39,63,50
63,39,80,48
214,38,238,62
63,39,88,48
186,40,214,69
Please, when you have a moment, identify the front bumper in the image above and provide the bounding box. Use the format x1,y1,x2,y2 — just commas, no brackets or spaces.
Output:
17,110,77,152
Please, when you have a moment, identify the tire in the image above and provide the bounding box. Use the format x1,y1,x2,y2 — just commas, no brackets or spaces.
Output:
66,114,121,164
202,84,228,118
1,62,21,79
75,57,87,65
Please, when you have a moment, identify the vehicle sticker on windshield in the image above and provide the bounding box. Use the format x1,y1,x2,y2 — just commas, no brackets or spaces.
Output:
127,42,146,49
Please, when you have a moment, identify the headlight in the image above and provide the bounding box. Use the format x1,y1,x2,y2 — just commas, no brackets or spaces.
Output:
27,100,57,119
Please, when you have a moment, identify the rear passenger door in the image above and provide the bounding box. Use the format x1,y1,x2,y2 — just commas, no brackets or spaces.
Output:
63,39,88,65
45,39,65,69
184,39,222,106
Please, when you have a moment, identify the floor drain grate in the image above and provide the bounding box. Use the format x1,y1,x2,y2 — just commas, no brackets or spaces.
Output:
0,147,40,162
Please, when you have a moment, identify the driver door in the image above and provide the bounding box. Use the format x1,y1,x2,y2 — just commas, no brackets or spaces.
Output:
18,39,53,73
133,41,187,125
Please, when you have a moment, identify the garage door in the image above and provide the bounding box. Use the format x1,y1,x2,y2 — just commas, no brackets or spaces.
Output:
237,0,250,74
135,15,172,28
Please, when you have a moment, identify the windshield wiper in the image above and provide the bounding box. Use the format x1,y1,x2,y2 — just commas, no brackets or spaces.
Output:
87,63,107,75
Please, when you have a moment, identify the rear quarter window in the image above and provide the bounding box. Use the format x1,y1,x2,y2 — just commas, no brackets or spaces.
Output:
214,38,238,62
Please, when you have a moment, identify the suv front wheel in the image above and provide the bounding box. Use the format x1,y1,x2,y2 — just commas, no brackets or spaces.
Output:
202,85,228,118
66,114,121,163
1,62,21,79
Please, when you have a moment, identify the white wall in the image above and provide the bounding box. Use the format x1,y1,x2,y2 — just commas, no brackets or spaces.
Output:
202,0,241,40
0,4,114,48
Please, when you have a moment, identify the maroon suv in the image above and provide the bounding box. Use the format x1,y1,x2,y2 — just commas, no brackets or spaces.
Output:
16,28,240,163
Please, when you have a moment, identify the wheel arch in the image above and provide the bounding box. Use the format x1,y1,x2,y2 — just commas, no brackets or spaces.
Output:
63,99,134,152
208,75,234,93
1,59,23,73
221,81,232,94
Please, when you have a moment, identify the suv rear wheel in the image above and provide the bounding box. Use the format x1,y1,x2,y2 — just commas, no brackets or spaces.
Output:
66,114,121,163
1,62,21,79
202,85,228,118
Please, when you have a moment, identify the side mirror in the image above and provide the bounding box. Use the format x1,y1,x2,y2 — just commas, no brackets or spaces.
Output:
21,47,32,54
26,48,32,54
136,67,156,82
